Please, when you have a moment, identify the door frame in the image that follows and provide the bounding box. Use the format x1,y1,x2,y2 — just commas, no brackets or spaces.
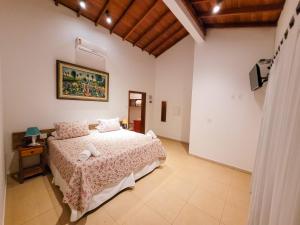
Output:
128,90,146,134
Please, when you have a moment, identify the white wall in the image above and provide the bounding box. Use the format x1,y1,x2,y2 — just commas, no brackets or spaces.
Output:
0,58,6,225
275,0,299,46
153,36,194,142
189,28,275,172
0,0,156,173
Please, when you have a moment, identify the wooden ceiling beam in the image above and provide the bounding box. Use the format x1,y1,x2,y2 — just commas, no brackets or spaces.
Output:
110,0,135,34
181,0,206,36
123,0,158,41
149,25,183,54
77,8,82,17
200,3,285,18
95,0,109,26
154,31,189,57
133,10,170,46
142,20,178,51
206,21,277,28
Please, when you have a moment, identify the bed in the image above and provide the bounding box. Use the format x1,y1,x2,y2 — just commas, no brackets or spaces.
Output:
48,129,166,222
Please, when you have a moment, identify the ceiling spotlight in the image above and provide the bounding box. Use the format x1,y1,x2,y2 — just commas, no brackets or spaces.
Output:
79,0,86,9
105,10,112,24
212,0,222,14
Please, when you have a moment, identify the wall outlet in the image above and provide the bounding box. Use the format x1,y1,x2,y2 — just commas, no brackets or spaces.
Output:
40,133,48,139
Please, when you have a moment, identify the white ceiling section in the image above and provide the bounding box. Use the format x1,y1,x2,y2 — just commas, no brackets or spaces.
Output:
163,0,205,43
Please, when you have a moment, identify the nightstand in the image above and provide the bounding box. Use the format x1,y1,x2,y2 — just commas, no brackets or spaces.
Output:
18,144,46,183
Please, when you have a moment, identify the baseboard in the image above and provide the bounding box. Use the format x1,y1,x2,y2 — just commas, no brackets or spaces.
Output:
189,152,252,174
158,135,251,174
158,135,189,145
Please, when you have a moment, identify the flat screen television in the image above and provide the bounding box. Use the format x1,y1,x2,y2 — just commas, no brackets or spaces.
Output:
249,64,263,91
249,59,272,91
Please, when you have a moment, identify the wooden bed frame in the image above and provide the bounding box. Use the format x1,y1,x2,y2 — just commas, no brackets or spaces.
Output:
12,124,99,150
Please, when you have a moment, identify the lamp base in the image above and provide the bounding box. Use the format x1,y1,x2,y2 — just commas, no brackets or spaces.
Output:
28,143,41,147
28,136,40,146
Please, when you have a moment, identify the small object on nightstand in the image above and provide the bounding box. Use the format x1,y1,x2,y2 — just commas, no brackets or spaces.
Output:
25,127,40,146
18,144,45,183
121,119,128,129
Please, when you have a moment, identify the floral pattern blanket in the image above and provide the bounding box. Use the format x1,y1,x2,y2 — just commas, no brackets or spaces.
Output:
48,129,166,212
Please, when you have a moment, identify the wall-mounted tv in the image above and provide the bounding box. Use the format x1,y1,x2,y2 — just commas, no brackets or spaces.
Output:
249,59,271,91
249,64,262,91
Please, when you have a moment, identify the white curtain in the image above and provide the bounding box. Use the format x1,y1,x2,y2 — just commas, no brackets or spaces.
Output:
248,14,300,225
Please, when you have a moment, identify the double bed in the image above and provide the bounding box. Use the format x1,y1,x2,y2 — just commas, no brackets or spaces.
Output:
48,129,166,221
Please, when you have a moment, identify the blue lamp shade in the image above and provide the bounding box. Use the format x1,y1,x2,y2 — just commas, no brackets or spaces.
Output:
25,127,40,137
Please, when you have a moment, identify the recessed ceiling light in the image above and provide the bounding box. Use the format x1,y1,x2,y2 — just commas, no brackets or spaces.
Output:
79,0,86,9
106,17,112,24
212,4,221,14
212,0,222,14
105,10,112,24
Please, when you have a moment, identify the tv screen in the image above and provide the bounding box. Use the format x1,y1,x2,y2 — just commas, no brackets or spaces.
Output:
249,64,262,91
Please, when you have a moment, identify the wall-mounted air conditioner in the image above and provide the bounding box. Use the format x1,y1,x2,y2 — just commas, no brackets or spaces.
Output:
75,37,107,58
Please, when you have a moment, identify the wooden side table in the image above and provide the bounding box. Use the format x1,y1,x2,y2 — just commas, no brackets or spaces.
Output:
18,144,45,183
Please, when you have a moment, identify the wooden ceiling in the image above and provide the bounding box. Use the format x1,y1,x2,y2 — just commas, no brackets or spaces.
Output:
54,0,285,57
54,0,189,57
185,0,285,28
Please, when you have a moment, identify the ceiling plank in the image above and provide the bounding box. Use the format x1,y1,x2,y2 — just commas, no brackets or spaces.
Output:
200,3,285,18
154,30,189,57
149,25,183,54
206,21,277,28
110,0,135,34
133,10,170,46
123,0,158,40
142,20,178,51
95,0,109,26
191,0,211,4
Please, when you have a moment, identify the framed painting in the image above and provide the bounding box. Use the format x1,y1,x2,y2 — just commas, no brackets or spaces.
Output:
56,60,109,102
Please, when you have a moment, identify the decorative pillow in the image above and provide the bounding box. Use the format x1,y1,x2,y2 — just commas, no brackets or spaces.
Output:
54,121,90,140
96,118,121,133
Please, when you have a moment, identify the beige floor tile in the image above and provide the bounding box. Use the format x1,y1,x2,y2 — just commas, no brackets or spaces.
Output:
173,203,220,225
230,171,251,192
160,175,198,201
188,187,225,220
197,178,230,200
123,204,169,225
5,177,54,225
103,190,143,225
132,168,170,199
145,188,186,223
227,187,250,208
75,207,117,225
221,203,249,225
22,209,59,225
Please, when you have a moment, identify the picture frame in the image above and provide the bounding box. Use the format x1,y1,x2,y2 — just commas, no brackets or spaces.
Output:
56,60,109,102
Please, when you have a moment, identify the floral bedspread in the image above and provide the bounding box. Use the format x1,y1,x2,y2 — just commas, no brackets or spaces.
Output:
48,129,166,212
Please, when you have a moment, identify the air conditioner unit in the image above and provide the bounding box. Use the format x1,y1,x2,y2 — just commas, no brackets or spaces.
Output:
75,37,107,58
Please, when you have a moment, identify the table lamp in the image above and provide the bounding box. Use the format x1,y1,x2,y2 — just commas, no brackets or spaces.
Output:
25,127,40,146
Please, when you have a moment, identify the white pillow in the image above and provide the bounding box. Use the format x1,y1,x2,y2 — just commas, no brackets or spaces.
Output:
96,118,121,133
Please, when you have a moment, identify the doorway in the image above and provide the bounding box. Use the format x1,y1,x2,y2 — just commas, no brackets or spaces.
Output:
128,91,146,133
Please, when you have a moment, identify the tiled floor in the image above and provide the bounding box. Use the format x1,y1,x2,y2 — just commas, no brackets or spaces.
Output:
5,138,251,225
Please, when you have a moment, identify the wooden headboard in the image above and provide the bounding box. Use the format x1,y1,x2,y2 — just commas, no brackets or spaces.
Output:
12,124,98,150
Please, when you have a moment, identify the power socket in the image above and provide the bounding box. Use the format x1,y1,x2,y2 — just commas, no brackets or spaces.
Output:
40,133,48,139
